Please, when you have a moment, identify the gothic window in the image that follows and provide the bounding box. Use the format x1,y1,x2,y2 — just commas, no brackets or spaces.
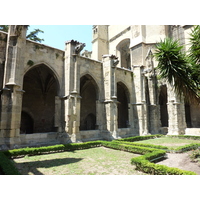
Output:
116,39,131,69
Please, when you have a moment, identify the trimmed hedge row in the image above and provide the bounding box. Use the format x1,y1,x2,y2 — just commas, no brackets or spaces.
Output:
116,134,163,142
0,135,198,175
3,141,102,159
173,143,200,153
102,141,197,175
0,152,21,175
167,135,200,140
101,141,160,154
114,141,169,151
131,154,197,175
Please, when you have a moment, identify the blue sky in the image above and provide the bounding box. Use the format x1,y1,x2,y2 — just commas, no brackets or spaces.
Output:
27,25,93,51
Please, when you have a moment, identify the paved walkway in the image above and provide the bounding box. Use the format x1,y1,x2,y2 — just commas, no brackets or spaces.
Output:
157,152,200,174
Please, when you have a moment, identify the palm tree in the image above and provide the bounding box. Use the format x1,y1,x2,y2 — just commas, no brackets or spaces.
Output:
188,25,200,91
154,37,200,103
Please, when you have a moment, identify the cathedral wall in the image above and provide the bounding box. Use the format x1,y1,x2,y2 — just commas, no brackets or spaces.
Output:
108,25,131,56
79,57,103,97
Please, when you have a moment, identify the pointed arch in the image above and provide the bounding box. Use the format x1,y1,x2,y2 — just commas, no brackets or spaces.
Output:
117,81,130,128
80,74,99,130
159,85,168,127
23,62,60,93
21,63,59,133
116,38,131,69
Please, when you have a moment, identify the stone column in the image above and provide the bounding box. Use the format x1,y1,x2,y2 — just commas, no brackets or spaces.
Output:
0,25,27,148
102,55,119,139
145,50,161,134
132,66,149,135
167,85,186,135
64,40,85,142
54,96,62,132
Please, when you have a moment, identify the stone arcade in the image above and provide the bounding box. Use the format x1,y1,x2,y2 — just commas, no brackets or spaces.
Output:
0,25,200,149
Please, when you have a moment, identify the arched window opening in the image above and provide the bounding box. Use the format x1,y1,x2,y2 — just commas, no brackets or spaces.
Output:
80,75,98,130
159,85,168,127
21,64,59,133
116,39,131,69
117,82,129,128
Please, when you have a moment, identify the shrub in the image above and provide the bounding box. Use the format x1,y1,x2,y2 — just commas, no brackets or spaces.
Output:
0,152,21,175
2,141,102,158
114,141,169,151
116,134,163,142
131,152,197,175
173,143,200,153
167,135,200,140
102,141,197,175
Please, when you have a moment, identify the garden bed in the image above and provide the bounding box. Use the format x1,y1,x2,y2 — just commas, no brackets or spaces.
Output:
12,147,146,175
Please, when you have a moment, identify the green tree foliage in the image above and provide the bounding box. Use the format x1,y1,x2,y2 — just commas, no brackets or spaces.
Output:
0,25,9,32
26,28,44,43
154,37,199,102
0,25,44,43
188,25,200,89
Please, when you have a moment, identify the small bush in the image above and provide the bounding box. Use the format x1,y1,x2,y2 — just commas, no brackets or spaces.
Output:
173,143,200,153
131,152,197,175
0,152,21,175
114,141,169,151
2,141,102,158
167,135,200,140
116,134,163,142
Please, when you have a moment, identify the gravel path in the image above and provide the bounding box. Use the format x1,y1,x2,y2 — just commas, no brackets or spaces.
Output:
157,152,200,174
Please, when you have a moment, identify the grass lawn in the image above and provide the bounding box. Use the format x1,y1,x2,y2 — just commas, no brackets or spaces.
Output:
134,137,200,148
13,147,146,175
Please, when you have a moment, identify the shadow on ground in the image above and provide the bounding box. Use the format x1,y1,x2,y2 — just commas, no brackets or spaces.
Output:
14,157,83,175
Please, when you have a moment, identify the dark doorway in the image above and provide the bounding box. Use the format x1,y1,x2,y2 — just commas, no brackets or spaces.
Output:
20,111,34,134
185,104,192,128
117,82,129,128
159,85,168,127
80,75,97,130
21,64,58,133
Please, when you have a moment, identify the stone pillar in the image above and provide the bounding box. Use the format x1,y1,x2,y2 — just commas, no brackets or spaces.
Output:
54,96,62,132
145,50,161,134
64,40,85,142
102,55,119,139
0,25,27,148
167,85,186,135
132,66,148,135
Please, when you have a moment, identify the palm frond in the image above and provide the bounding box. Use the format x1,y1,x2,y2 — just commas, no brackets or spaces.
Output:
154,37,200,103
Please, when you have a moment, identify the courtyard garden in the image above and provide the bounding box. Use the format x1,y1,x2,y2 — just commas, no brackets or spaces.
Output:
1,134,200,175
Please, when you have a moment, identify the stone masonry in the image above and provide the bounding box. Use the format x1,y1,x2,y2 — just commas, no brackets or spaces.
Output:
0,25,200,149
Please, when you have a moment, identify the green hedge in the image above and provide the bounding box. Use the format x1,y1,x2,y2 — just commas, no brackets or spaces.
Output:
131,152,197,175
131,156,197,175
102,141,197,175
3,141,102,159
167,135,200,140
101,141,159,154
0,136,198,175
173,143,200,153
0,152,21,175
114,141,169,151
116,134,163,142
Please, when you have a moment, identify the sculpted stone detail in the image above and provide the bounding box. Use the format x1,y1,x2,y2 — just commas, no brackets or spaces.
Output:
75,43,86,54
